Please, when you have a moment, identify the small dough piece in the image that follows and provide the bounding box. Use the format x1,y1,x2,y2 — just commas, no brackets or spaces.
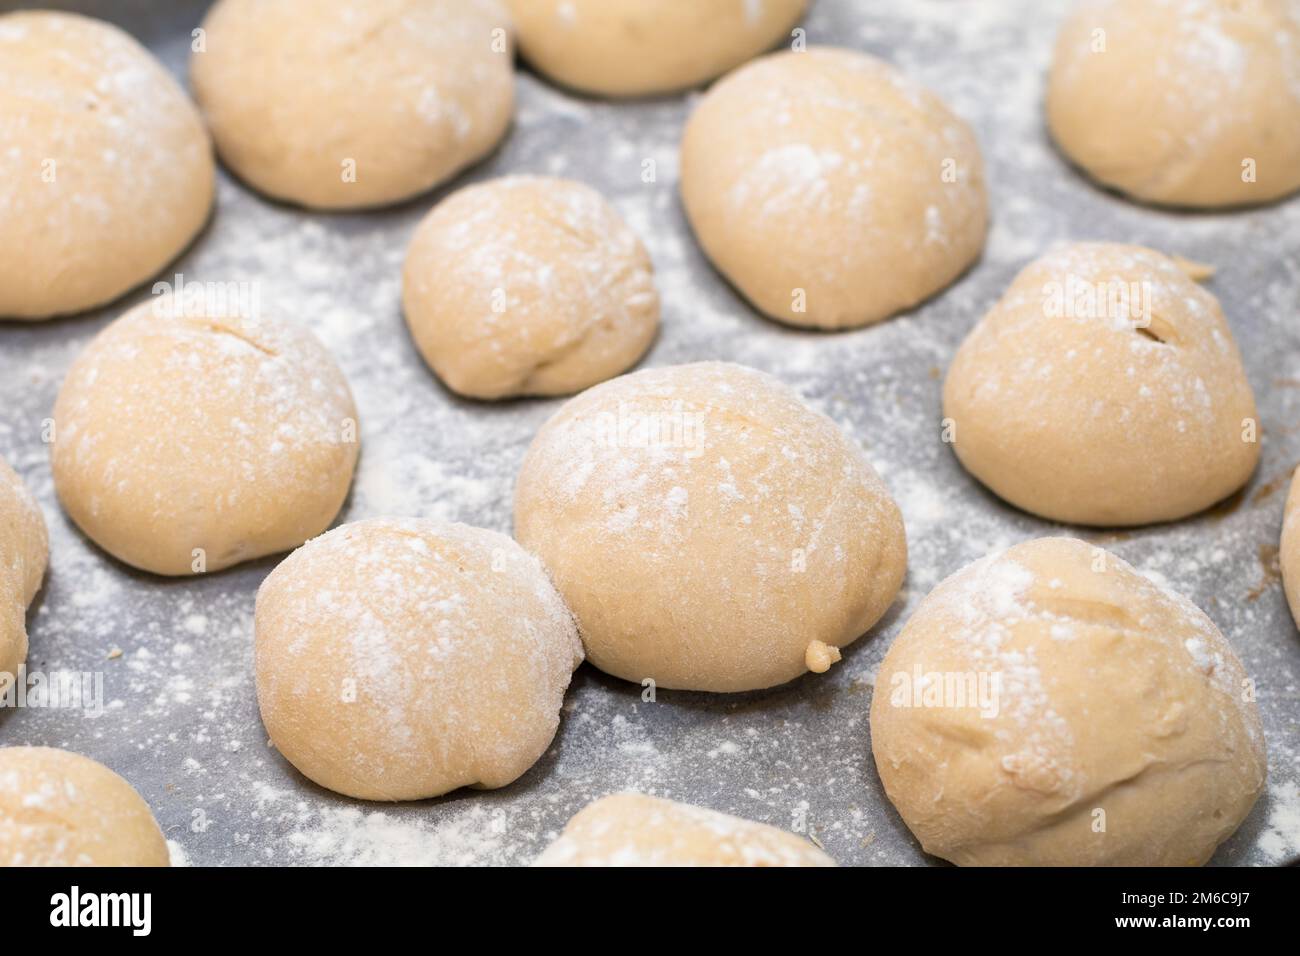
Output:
190,0,514,209
0,747,169,866
51,298,359,576
0,459,48,690
1047,0,1300,207
535,793,835,866
513,361,907,692
255,518,583,801
506,0,807,97
402,176,659,399
943,242,1258,526
0,11,214,319
1280,466,1300,628
680,47,987,329
870,537,1267,867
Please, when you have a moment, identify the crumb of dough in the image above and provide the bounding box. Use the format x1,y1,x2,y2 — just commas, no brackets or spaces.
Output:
805,640,842,674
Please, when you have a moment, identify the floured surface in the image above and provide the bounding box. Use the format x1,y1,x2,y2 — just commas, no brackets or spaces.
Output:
0,0,1297,866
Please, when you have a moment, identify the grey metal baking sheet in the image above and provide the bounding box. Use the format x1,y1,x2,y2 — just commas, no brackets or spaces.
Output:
1,0,1297,866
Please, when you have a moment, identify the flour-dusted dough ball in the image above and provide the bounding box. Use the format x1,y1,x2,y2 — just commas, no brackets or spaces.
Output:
0,747,169,866
871,538,1267,867
255,518,583,801
1048,0,1300,207
1280,467,1300,628
514,362,907,692
507,0,807,97
680,48,987,330
51,298,359,576
191,0,514,210
402,176,659,399
944,243,1258,526
0,12,214,320
0,459,48,691
535,793,835,866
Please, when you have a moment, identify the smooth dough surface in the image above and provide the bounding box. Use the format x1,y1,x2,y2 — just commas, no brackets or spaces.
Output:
944,242,1258,526
1280,467,1300,628
513,361,907,692
0,11,214,319
1047,0,1300,207
870,537,1267,867
535,793,836,866
52,298,359,576
507,0,807,96
255,518,583,801
402,176,659,399
0,747,169,866
0,459,48,690
680,47,987,329
191,0,514,209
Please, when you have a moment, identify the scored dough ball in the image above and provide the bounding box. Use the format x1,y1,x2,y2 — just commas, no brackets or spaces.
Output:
402,176,659,399
680,48,987,330
507,0,807,97
1047,0,1300,207
255,518,583,801
870,537,1267,866
191,0,514,209
514,361,907,692
944,242,1258,526
51,298,359,576
0,12,214,319
0,459,48,691
0,747,169,866
535,793,836,866
1280,467,1300,629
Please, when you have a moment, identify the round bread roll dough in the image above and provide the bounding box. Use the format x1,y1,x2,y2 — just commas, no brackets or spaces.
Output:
0,747,169,866
51,297,359,576
870,537,1267,867
1280,467,1300,628
944,242,1258,526
255,518,583,801
513,361,907,692
680,47,987,330
190,0,514,209
0,459,48,691
1048,0,1300,207
535,793,835,866
402,176,659,399
0,11,214,319
506,0,807,97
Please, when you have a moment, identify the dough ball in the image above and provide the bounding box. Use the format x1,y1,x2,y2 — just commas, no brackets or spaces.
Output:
506,0,807,97
1280,466,1300,628
190,0,515,209
402,176,659,399
0,747,169,866
680,48,987,330
513,361,907,692
535,793,835,866
0,11,214,319
255,518,583,801
51,298,359,576
1047,0,1300,207
944,242,1258,526
870,537,1267,867
0,459,48,690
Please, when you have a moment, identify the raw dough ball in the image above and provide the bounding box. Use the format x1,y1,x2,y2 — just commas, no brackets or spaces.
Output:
0,11,214,319
514,361,907,692
402,176,659,399
0,747,169,866
0,459,47,690
1280,466,1300,628
680,48,987,329
507,0,807,97
255,518,583,801
944,242,1258,526
1047,0,1300,207
870,537,1267,866
190,0,514,209
536,793,836,866
51,298,359,576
